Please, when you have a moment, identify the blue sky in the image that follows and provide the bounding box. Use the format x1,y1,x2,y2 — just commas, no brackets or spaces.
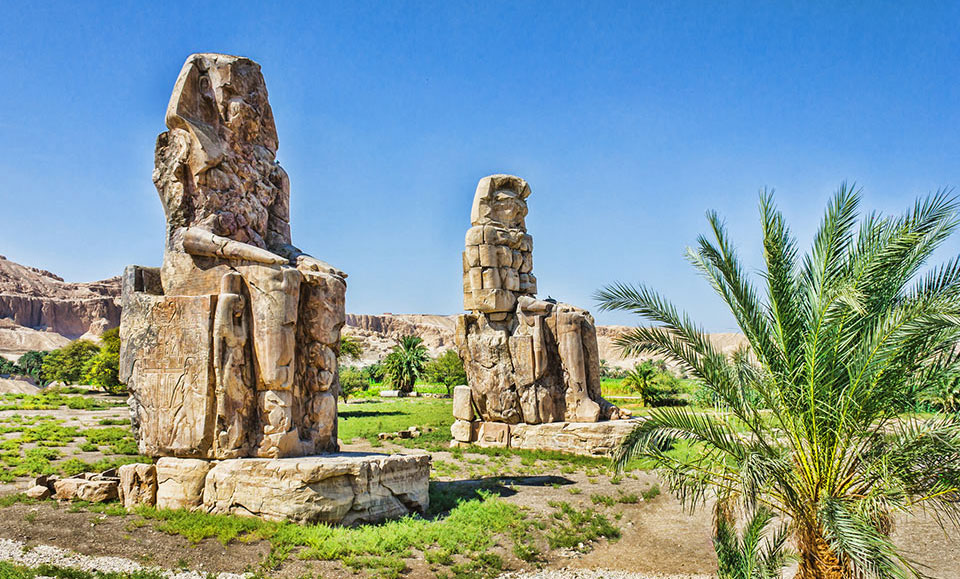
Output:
1,2,958,330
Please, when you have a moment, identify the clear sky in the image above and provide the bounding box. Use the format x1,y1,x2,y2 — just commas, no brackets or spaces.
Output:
1,2,958,331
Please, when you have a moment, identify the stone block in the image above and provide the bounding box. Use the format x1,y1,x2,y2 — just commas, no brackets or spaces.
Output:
25,485,50,500
450,419,476,442
202,453,430,525
380,390,400,397
481,267,501,289
122,293,217,458
156,457,212,510
53,478,119,503
465,226,484,246
452,385,474,421
118,463,157,508
509,419,642,456
476,422,510,448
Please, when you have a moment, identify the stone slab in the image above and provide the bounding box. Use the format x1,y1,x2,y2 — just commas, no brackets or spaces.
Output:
454,419,642,457
154,453,430,525
510,419,642,456
452,385,474,421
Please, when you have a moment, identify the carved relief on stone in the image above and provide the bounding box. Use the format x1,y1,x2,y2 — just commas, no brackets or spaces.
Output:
455,175,619,426
120,53,346,460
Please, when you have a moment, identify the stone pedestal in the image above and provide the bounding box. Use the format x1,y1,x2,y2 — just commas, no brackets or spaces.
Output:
154,453,430,525
451,419,641,457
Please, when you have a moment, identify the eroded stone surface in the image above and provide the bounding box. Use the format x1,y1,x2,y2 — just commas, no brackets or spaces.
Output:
455,175,619,425
120,53,346,460
454,419,641,456
156,457,211,511
452,385,474,421
201,453,430,525
53,477,119,503
118,463,157,508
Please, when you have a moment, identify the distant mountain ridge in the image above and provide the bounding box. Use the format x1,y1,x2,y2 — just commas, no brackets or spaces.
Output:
0,255,121,358
0,256,745,368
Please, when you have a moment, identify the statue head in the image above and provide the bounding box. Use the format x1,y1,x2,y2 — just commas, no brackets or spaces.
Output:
470,175,530,230
165,53,279,174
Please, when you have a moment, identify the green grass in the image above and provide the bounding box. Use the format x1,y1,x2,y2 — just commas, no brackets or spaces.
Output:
545,501,620,550
338,399,454,447
0,391,124,412
0,561,166,579
134,490,534,575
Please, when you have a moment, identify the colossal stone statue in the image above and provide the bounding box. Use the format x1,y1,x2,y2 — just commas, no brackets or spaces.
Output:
454,175,620,431
120,53,346,460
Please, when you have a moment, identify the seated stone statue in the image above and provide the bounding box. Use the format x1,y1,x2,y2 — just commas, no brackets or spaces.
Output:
120,53,345,460
455,175,619,425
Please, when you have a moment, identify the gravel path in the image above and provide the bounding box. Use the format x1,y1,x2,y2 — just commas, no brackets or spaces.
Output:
0,538,249,578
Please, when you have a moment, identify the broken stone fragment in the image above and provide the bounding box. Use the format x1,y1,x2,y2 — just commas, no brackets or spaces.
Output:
118,463,158,508
25,485,50,500
53,477,119,503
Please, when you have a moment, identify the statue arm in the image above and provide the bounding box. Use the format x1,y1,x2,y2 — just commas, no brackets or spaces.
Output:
183,227,287,265
270,241,347,279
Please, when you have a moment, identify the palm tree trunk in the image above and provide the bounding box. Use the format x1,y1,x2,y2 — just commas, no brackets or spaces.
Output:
797,527,845,579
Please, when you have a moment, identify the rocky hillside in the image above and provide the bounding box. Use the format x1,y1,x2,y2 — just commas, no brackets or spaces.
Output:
0,256,120,359
343,313,746,369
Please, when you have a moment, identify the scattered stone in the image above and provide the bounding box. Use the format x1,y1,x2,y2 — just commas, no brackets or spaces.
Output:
380,390,401,398
53,478,118,503
25,485,50,500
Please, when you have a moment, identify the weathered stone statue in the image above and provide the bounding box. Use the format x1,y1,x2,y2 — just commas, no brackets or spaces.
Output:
117,54,428,523
454,175,621,432
120,53,345,460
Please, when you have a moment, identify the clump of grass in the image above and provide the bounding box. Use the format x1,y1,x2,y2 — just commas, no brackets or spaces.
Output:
590,494,616,507
546,501,620,550
136,490,534,574
641,484,661,501
0,560,166,579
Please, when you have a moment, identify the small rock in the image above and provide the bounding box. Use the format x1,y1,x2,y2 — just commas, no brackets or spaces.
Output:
25,485,50,500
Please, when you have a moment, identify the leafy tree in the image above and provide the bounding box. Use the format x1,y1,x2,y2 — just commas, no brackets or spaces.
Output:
382,335,429,394
338,366,367,402
597,187,960,579
423,349,467,394
41,340,100,385
17,351,47,382
82,328,123,394
339,335,363,362
714,503,792,579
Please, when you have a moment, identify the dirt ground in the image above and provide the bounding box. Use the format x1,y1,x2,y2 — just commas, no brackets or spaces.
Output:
1,438,959,578
1,400,959,578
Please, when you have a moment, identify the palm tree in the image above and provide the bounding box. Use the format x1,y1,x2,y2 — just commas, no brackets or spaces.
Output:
596,186,960,579
382,334,429,394
622,362,657,406
714,503,791,579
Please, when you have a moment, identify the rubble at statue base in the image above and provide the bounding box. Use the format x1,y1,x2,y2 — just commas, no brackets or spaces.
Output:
117,53,428,524
453,175,637,456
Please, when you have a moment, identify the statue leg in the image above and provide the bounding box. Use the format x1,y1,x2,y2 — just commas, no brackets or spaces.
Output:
244,265,302,457
557,308,601,422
